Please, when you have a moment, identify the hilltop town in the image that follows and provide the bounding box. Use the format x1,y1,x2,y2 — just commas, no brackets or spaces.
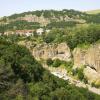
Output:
0,28,50,36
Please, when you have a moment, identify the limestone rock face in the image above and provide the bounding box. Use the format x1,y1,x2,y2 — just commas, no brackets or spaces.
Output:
73,43,100,73
32,43,71,61
83,66,100,84
22,15,50,26
73,48,86,69
73,43,100,84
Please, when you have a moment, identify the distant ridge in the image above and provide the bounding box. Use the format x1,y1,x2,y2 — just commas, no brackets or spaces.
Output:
85,9,100,14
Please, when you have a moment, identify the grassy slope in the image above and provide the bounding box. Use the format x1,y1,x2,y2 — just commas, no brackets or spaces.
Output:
85,9,100,14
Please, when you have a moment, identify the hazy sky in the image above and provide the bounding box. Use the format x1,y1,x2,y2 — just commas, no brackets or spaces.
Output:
0,0,100,17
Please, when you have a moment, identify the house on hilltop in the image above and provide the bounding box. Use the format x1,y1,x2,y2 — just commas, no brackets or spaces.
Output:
4,30,34,36
15,30,34,36
4,31,14,36
36,28,44,35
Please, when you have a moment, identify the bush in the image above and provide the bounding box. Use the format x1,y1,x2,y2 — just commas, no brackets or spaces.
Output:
77,68,84,81
72,68,78,76
91,82,100,88
52,59,61,67
46,58,53,66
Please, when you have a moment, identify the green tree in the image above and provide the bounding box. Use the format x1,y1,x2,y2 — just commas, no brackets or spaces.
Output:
52,59,61,67
46,58,53,66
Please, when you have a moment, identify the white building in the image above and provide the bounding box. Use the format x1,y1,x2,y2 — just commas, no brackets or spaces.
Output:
4,30,34,37
25,32,33,37
15,30,34,36
36,28,44,35
4,31,14,36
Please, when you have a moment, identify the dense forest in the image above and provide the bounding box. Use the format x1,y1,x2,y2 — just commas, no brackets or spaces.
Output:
0,39,100,100
44,24,100,49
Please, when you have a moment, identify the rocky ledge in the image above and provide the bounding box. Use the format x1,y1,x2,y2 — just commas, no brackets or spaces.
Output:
73,43,100,85
32,43,71,61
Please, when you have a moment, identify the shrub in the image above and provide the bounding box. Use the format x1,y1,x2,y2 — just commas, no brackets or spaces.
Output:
91,82,100,88
52,59,61,67
46,58,53,66
72,68,78,76
77,68,84,81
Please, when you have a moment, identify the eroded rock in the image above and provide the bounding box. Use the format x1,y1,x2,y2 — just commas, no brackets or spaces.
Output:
73,43,100,73
83,66,100,85
73,43,100,84
32,43,71,61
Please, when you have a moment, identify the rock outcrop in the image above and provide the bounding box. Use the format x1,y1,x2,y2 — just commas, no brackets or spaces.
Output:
18,40,100,85
73,43,100,84
73,43,100,73
32,43,71,61
21,15,50,26
83,66,100,85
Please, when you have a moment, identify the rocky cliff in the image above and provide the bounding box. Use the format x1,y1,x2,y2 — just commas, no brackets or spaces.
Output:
83,66,100,85
13,15,50,26
30,42,100,74
73,43,100,84
32,42,100,85
19,41,100,85
73,43,100,73
32,43,71,61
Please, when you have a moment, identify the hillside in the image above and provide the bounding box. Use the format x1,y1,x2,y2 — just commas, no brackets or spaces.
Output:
0,9,86,24
0,9,100,99
86,9,100,14
0,9,100,33
0,39,100,99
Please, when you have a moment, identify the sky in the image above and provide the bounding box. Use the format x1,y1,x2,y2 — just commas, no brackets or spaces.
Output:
0,0,100,17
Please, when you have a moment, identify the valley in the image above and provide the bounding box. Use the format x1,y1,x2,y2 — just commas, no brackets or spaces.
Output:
0,9,100,99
